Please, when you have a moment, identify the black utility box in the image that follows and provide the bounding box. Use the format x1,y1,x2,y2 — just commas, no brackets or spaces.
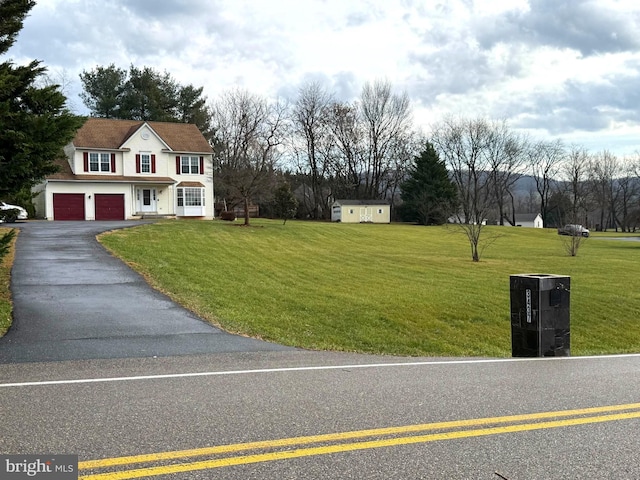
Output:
510,274,570,357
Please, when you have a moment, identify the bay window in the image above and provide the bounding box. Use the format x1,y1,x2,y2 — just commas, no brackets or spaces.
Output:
176,186,206,216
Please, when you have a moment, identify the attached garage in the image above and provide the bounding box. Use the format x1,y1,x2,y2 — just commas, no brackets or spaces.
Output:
95,194,125,220
53,193,85,220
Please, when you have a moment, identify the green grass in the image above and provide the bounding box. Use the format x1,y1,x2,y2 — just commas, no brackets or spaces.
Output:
0,228,17,336
98,220,640,357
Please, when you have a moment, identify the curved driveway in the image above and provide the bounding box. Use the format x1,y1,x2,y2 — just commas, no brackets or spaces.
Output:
0,221,290,363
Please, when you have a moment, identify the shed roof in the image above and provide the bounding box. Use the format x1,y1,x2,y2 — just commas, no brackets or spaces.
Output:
513,213,541,222
333,199,390,206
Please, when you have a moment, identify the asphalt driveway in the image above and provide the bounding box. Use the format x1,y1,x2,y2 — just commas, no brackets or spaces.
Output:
0,221,290,363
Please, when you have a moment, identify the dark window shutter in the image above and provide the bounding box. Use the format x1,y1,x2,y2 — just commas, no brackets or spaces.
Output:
136,154,141,174
83,152,89,172
110,153,116,173
151,154,156,174
199,156,204,175
176,156,181,175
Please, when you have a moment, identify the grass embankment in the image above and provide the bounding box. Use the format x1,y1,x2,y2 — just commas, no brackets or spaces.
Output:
0,228,17,336
99,220,640,357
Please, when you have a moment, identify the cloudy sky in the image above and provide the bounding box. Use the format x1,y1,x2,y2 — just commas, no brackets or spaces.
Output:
6,0,640,155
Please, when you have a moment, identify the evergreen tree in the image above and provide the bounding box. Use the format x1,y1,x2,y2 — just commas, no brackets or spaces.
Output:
273,183,298,225
0,229,16,261
80,64,212,136
0,0,83,199
400,142,457,225
177,84,211,137
79,64,127,118
120,65,179,122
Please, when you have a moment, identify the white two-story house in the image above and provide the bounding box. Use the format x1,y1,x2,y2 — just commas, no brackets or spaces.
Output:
34,117,214,220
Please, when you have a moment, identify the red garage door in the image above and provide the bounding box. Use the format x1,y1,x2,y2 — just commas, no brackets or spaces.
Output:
53,193,85,220
95,194,125,220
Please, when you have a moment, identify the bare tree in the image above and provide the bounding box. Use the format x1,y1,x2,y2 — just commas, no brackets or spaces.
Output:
563,146,591,222
560,146,590,256
431,116,495,262
291,82,334,219
527,139,565,227
327,101,366,199
290,80,415,209
485,122,527,225
359,79,412,199
613,157,640,232
588,150,619,231
382,131,422,215
211,89,287,225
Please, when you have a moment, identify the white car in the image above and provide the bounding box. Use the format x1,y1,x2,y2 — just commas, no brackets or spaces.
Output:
557,224,590,237
0,201,28,222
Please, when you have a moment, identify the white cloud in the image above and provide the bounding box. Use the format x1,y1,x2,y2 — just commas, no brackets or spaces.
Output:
5,0,640,156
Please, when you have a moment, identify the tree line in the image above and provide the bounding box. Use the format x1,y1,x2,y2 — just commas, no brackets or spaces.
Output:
78,65,640,237
3,0,640,262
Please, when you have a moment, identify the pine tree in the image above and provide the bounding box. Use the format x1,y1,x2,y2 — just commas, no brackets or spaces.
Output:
0,0,83,198
0,229,15,261
273,183,298,225
400,142,457,225
80,64,212,137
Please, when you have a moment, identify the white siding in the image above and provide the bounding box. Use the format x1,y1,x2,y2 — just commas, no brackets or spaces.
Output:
47,123,215,220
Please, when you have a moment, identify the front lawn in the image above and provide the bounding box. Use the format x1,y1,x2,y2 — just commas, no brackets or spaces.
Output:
99,220,640,357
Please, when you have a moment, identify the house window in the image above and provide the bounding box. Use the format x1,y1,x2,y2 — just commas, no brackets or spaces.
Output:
140,154,151,173
177,187,205,207
89,153,111,172
349,209,354,214
378,209,383,214
181,156,200,174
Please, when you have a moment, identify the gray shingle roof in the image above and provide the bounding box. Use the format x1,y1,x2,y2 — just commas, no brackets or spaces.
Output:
333,199,390,206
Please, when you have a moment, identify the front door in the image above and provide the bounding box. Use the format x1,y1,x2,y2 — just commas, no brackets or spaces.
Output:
137,188,157,213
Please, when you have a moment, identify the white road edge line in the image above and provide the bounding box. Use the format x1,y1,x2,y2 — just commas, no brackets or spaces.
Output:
1,353,639,388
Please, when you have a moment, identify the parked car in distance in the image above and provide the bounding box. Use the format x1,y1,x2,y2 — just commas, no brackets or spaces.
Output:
557,224,590,237
0,201,29,223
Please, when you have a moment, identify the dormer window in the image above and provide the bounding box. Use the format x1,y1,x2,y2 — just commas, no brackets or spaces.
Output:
90,153,110,172
83,152,115,173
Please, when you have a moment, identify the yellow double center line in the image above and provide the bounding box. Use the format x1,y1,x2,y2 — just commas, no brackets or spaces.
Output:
79,402,640,479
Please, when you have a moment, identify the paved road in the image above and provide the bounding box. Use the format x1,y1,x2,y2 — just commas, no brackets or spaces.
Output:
595,236,640,241
1,352,639,479
2,221,639,479
0,221,290,363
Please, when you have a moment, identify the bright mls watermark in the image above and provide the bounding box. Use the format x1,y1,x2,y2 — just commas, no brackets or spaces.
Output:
1,455,77,479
